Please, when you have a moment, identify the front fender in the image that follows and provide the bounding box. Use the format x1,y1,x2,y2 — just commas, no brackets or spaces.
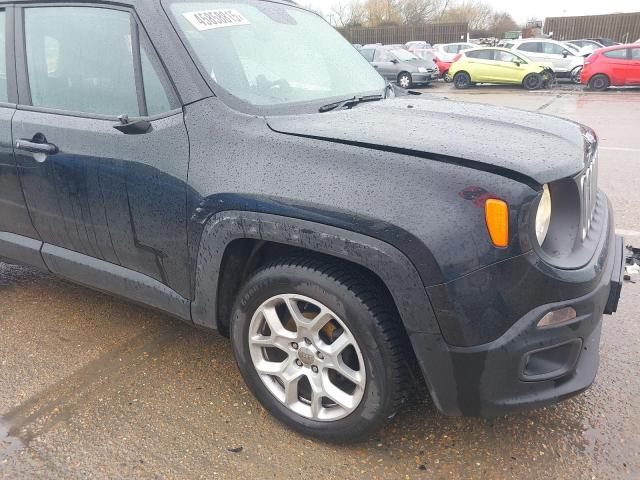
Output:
191,211,441,337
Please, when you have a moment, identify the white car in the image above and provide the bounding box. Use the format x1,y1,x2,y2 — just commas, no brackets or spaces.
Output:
431,42,476,62
505,39,584,82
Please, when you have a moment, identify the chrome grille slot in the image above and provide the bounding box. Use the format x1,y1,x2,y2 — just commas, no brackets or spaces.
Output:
579,152,598,240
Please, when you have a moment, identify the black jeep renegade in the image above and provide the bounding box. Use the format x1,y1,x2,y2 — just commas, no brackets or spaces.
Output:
0,0,625,441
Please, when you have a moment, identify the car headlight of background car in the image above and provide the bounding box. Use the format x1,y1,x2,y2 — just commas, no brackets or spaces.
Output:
535,184,552,245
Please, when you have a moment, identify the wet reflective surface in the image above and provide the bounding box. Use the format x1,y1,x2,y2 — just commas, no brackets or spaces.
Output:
1,84,639,478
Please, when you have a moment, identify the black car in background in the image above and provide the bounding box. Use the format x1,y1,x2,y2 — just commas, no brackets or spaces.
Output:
0,0,625,441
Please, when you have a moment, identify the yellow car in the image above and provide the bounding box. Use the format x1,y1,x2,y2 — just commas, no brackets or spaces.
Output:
448,47,554,90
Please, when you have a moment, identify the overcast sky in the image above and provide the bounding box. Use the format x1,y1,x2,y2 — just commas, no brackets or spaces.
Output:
303,0,639,24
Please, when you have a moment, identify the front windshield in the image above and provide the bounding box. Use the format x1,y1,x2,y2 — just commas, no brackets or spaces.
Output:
167,1,385,111
391,49,418,61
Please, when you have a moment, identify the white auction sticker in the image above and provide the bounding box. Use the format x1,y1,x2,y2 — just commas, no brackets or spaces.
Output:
183,9,250,31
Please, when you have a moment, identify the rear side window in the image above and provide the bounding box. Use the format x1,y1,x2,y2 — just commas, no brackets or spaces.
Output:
466,49,493,60
23,6,176,117
0,11,6,102
603,49,628,59
518,42,539,53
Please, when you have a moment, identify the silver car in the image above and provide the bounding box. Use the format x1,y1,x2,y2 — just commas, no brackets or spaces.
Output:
359,46,439,88
507,39,584,82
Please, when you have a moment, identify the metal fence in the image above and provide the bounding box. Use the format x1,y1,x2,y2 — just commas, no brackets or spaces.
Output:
544,12,640,43
339,23,468,46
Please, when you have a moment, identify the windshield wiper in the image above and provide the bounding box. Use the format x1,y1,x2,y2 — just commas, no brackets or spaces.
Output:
319,94,383,113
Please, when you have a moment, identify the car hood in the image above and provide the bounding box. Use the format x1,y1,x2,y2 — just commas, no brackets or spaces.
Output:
266,96,589,186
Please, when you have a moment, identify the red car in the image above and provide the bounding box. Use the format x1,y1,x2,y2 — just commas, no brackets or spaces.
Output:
435,58,453,82
581,44,640,90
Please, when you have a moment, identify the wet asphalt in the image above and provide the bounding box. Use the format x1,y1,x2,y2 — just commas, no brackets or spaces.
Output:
1,83,639,479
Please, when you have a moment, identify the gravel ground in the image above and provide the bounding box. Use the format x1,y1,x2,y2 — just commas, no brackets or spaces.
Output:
1,83,639,479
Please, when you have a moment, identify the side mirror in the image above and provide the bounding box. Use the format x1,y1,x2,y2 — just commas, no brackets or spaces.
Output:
513,60,521,66
391,58,399,64
562,50,570,58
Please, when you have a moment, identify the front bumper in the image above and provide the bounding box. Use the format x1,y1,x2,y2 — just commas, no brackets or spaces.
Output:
412,72,440,83
412,199,625,417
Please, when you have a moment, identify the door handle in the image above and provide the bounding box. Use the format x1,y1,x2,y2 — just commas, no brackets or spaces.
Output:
16,134,58,156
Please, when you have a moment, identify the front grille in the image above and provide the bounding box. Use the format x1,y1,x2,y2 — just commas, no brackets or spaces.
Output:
578,150,598,240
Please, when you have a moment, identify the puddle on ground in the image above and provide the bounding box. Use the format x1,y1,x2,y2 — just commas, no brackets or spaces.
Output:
0,418,25,464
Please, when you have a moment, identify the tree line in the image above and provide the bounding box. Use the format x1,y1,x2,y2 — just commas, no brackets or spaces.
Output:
322,0,519,37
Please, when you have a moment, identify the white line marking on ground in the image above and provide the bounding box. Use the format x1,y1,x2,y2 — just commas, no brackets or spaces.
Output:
599,147,640,153
617,229,640,237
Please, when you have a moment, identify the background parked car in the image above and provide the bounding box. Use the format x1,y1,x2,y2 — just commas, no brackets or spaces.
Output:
589,38,619,47
405,41,431,51
448,47,553,90
507,39,584,83
567,39,605,53
563,42,596,57
431,42,476,62
581,44,640,90
359,46,439,88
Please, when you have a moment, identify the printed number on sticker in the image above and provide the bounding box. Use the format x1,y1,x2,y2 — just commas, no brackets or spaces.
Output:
183,9,250,31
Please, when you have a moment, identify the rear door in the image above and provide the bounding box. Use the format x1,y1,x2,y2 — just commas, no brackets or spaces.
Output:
464,49,494,82
13,3,192,298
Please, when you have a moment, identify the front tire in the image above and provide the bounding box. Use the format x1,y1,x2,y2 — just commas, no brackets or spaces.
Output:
588,73,610,91
522,72,543,90
230,256,410,442
397,72,412,89
453,71,471,89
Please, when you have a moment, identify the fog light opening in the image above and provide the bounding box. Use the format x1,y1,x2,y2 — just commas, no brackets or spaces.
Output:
537,307,577,329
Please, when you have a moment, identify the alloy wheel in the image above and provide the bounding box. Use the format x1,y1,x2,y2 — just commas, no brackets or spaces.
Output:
248,294,366,421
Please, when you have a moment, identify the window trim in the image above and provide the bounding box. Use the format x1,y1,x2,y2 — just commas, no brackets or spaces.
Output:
14,2,181,121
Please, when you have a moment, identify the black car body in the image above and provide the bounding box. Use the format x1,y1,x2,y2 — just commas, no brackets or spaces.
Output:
0,0,625,440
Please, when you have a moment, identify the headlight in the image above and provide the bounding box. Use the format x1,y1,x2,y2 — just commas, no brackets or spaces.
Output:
535,184,552,245
418,67,428,73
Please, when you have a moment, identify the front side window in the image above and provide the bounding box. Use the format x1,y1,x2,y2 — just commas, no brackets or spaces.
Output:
24,6,175,116
541,42,566,55
0,11,6,102
360,49,374,62
495,50,520,63
168,1,385,112
631,48,640,60
375,49,392,62
603,48,628,59
443,45,458,54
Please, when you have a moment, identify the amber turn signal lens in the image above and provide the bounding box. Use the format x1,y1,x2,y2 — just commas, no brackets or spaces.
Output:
485,199,509,248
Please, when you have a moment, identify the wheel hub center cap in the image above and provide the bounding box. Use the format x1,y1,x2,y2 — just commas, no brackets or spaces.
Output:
297,347,315,365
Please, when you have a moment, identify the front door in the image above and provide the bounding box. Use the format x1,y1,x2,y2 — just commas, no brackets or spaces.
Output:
629,47,640,84
0,7,41,244
12,4,191,298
